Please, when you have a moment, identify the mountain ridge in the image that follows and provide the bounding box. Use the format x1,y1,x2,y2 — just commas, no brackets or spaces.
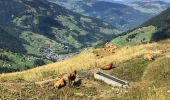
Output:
0,0,118,72
49,0,152,31
49,0,170,31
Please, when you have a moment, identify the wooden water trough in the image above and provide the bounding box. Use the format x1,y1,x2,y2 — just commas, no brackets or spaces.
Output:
94,72,128,88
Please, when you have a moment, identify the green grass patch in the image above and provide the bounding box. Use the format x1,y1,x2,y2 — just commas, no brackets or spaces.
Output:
111,26,157,46
142,57,170,87
107,57,149,82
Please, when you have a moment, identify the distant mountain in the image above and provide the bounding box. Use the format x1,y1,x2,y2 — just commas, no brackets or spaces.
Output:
111,8,170,46
128,1,170,15
0,0,118,72
0,27,26,53
49,0,152,31
115,0,170,3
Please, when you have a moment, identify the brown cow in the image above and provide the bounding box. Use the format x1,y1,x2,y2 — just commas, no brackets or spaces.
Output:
111,45,118,50
107,48,116,53
105,43,117,49
54,78,66,89
103,44,118,53
144,54,155,61
68,70,77,85
101,63,113,70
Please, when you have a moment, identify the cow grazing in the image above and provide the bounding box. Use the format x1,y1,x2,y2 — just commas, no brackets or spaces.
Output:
103,48,107,51
101,63,113,70
107,48,116,53
68,70,77,85
105,43,117,49
103,44,118,53
96,54,100,57
111,45,118,50
54,78,66,89
144,54,155,61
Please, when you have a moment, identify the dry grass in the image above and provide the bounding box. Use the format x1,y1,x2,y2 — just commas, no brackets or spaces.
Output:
146,88,169,100
119,81,170,100
0,39,170,99
142,57,170,81
0,42,167,81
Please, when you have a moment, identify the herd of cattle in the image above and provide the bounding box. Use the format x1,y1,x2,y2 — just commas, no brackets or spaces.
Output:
102,43,118,53
53,44,155,89
100,43,155,61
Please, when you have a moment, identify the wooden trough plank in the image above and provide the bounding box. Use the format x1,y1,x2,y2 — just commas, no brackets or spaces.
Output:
94,72,128,88
97,72,126,85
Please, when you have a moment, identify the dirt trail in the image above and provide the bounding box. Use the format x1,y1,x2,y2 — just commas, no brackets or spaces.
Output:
0,77,59,86
35,78,59,85
0,82,33,86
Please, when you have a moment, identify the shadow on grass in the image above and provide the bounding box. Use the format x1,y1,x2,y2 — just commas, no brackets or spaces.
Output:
73,79,82,87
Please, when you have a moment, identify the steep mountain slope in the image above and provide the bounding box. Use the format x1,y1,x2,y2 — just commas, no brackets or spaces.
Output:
49,0,151,31
128,1,170,15
0,37,170,99
0,0,118,72
0,27,26,53
111,8,170,46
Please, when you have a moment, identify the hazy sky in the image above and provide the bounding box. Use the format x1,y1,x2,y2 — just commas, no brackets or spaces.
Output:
104,0,170,3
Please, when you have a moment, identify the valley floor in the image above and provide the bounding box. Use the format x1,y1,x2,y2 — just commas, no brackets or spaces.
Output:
0,39,170,100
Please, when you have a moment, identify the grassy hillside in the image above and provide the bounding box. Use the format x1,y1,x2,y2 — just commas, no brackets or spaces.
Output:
0,0,118,72
0,39,170,99
111,8,170,46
